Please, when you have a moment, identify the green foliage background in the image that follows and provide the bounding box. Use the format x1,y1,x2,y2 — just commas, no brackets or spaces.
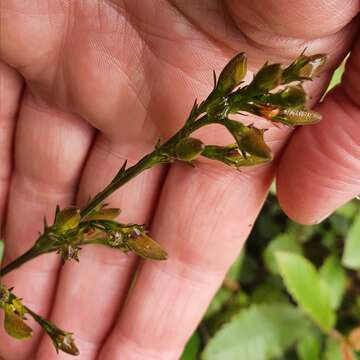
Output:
181,63,360,360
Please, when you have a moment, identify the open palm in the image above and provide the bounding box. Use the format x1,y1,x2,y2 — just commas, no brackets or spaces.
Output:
0,1,359,359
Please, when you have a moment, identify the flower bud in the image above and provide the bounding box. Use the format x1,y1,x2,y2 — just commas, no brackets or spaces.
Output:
127,231,168,260
265,85,307,108
278,108,322,126
27,307,79,355
249,63,283,93
52,331,79,355
84,207,120,221
202,144,271,168
240,126,273,159
54,207,81,234
283,54,327,82
224,120,272,160
175,137,205,162
216,52,247,94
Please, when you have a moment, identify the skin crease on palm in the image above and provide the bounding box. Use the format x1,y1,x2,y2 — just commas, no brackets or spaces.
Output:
0,0,359,359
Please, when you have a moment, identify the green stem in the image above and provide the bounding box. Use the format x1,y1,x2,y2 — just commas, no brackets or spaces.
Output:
81,114,212,219
0,245,49,277
0,115,214,275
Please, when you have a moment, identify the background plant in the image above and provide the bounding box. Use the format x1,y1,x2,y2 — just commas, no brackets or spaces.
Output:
180,184,360,358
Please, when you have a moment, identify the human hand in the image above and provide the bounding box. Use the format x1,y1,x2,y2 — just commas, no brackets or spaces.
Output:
0,1,359,359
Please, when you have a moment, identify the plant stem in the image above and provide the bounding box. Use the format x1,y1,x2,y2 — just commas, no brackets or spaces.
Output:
80,114,212,218
0,114,215,275
0,245,45,276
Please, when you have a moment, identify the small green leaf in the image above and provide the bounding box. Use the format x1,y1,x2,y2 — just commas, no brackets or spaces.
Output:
323,338,356,360
202,304,309,360
180,332,201,360
342,212,360,270
335,201,358,219
296,328,321,360
226,251,244,282
324,338,342,360
320,255,347,310
276,252,336,332
0,240,4,263
4,305,32,340
263,233,302,274
251,281,288,304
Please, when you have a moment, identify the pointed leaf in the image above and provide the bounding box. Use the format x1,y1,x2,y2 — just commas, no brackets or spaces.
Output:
276,252,336,332
181,332,201,360
319,255,347,310
202,304,309,360
4,305,32,340
342,212,360,270
296,329,321,360
263,233,302,274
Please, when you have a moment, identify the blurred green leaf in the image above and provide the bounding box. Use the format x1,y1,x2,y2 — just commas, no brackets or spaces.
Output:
336,201,359,220
342,212,360,270
269,181,276,195
296,328,321,360
320,230,338,250
276,252,336,332
324,338,342,360
251,281,288,304
181,332,201,360
330,214,352,237
286,222,318,244
204,288,233,320
326,61,345,93
202,304,309,360
226,251,244,282
324,337,356,360
320,255,347,310
239,253,258,284
263,234,302,274
0,240,4,263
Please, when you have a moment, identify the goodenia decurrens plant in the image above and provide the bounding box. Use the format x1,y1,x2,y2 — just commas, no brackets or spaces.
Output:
0,51,327,355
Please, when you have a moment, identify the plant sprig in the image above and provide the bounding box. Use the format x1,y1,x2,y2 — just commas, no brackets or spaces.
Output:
0,51,327,355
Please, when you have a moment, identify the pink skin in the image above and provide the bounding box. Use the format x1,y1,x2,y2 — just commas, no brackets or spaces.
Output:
0,1,359,359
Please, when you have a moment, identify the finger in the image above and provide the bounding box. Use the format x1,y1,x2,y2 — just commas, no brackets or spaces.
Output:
0,92,93,360
99,160,272,359
174,0,359,65
0,61,22,232
35,135,164,360
277,36,360,224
